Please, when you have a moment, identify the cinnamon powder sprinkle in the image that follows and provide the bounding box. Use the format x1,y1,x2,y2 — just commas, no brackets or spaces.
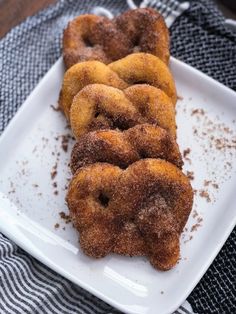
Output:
184,235,193,243
54,223,60,229
51,162,58,180
50,104,60,111
61,135,70,152
191,217,203,233
204,180,219,189
191,223,202,233
199,190,211,202
183,148,191,158
191,109,205,116
55,134,74,153
59,211,71,224
204,180,211,187
186,171,194,181
183,148,191,164
51,170,57,180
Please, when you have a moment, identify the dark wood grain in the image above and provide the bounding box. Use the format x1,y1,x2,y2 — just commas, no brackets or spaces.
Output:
0,0,56,38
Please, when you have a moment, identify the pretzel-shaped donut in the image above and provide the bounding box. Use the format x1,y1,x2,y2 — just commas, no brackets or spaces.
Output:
59,53,177,120
59,61,128,120
63,8,169,69
108,53,177,104
70,84,143,138
60,12,193,271
70,123,183,173
67,159,193,270
69,83,176,139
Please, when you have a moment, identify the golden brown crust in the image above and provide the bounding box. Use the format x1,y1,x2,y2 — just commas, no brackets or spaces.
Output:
108,53,177,104
58,61,128,120
66,163,122,258
114,8,170,64
124,85,176,137
70,124,183,173
70,84,143,138
61,11,192,271
66,159,193,270
68,83,176,139
67,163,122,232
63,9,169,68
59,54,177,121
113,222,145,256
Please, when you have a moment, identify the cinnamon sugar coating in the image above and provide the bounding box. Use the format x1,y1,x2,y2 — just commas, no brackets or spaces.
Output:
60,9,193,271
66,159,193,270
59,53,177,121
63,8,169,69
69,83,176,139
58,61,128,120
70,124,183,173
109,53,177,104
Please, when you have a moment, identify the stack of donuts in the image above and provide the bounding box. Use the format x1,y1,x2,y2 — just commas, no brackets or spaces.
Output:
59,8,193,271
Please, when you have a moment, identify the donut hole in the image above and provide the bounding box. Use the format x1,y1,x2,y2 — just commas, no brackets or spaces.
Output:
132,37,141,52
116,124,130,131
98,193,110,208
139,150,148,159
132,80,148,85
83,36,94,48
109,117,131,131
94,104,102,119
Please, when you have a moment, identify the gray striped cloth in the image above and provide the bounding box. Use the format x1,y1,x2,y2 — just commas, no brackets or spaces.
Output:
0,0,235,313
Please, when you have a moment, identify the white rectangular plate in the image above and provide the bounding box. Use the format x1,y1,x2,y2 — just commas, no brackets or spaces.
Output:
0,57,236,314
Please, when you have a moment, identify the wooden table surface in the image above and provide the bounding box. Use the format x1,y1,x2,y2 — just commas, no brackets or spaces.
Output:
0,0,235,39
0,0,55,38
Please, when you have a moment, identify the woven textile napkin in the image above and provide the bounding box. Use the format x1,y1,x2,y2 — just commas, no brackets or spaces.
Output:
0,0,235,313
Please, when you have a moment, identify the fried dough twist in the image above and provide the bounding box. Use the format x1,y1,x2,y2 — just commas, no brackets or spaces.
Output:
60,9,193,271
67,159,193,270
59,53,177,120
70,123,183,173
69,84,176,139
63,8,169,68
